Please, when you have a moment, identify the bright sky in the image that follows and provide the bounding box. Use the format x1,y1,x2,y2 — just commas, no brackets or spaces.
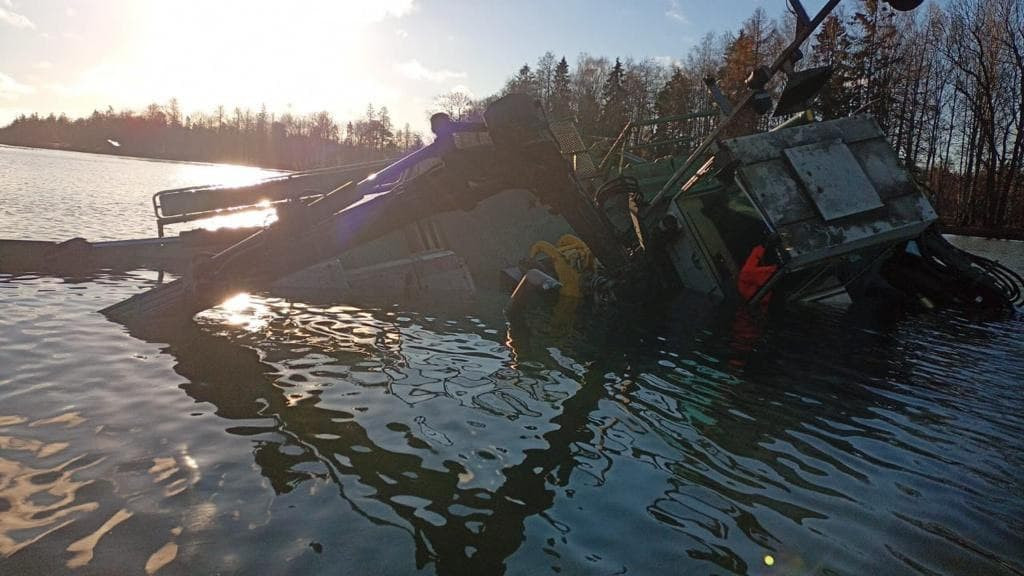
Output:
1,0,787,132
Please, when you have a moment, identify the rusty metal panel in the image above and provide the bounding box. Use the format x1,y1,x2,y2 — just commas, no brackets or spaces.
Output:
846,138,913,199
783,139,883,221
736,162,815,226
722,116,937,270
835,115,884,143
720,122,844,164
779,193,937,269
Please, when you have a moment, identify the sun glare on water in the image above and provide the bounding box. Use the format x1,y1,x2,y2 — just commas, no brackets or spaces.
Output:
175,164,282,188
169,164,282,231
196,207,278,232
217,293,273,332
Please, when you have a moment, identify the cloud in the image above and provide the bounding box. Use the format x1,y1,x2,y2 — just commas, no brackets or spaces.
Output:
0,72,35,100
396,60,466,83
665,0,687,24
0,4,35,29
46,63,126,99
362,0,416,21
33,60,53,70
653,55,682,69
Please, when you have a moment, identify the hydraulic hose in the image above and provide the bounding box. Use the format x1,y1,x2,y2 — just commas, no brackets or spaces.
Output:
881,228,1023,311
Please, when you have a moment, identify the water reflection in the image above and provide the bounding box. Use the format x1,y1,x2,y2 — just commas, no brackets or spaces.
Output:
214,292,274,332
0,146,284,241
620,304,1024,575
0,414,99,558
3,268,1021,574
119,293,1020,574
167,164,282,235
4,147,1022,573
172,164,282,189
190,207,277,233
129,297,605,574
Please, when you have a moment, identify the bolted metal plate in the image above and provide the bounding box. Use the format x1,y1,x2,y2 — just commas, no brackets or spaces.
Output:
783,139,883,221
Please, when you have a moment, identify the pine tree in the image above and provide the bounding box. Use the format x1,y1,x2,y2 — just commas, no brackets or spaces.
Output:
378,106,394,151
848,0,902,128
810,13,856,119
599,58,629,136
167,98,182,127
654,67,698,155
656,68,694,117
344,122,354,146
504,64,539,97
549,56,573,119
402,122,412,150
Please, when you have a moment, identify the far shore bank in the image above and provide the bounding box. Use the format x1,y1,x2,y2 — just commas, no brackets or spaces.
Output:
0,141,286,171
5,142,1024,243
939,225,1024,242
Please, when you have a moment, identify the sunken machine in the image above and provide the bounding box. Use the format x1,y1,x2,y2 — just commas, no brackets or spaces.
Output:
2,0,1020,325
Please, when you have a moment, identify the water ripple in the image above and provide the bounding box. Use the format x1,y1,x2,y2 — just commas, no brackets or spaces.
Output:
1,147,1022,575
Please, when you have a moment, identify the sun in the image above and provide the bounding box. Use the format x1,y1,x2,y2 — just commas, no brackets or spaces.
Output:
124,1,413,119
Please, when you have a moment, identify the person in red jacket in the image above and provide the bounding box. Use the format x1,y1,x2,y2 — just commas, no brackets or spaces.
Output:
737,244,778,303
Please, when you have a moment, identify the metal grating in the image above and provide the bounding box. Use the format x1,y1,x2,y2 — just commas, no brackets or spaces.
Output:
548,119,598,179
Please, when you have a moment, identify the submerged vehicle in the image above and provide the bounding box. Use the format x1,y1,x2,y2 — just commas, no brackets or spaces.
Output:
1,0,1020,325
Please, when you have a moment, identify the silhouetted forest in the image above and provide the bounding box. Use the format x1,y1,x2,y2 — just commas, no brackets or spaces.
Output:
440,0,1021,231
3,0,1021,230
0,102,423,170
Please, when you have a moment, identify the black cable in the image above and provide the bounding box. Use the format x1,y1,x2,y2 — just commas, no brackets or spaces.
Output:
969,254,1023,304
915,229,1023,308
594,176,639,209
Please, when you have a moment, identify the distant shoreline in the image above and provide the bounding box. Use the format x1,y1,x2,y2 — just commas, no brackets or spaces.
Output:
939,225,1024,242
6,143,1023,243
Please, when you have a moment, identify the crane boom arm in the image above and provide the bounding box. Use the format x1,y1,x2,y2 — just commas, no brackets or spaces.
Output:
101,95,626,323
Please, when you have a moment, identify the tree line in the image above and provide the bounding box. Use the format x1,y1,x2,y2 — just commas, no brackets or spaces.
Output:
435,0,1022,231
0,101,424,170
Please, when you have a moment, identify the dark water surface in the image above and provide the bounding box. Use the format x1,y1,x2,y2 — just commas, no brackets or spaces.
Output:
1,146,1023,575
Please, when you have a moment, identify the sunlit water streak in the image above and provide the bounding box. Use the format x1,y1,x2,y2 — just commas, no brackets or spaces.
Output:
0,144,281,240
1,145,1022,575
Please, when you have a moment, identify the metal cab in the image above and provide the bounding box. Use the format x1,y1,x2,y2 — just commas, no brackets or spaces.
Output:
666,116,938,304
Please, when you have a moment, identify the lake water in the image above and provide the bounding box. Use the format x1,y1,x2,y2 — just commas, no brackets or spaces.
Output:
1,144,1023,575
